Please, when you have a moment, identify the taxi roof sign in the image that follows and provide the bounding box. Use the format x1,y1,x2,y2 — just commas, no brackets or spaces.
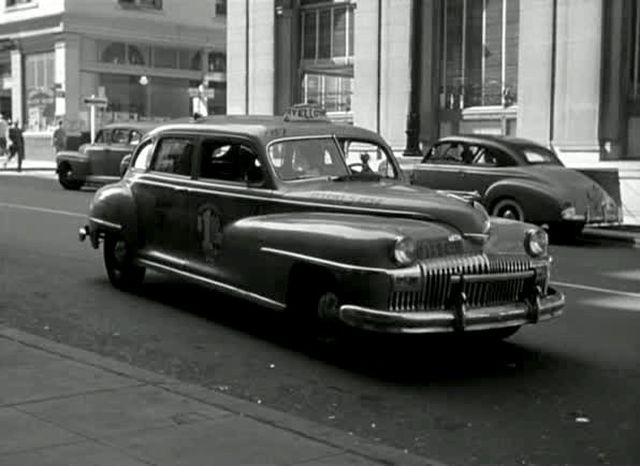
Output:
283,103,330,122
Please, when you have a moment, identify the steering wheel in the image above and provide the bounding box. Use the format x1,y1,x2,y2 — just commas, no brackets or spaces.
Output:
348,163,364,173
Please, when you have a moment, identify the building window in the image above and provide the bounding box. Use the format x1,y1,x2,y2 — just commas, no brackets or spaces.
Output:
302,74,351,113
6,0,32,7
441,0,519,109
215,0,226,16
24,51,55,131
299,1,354,118
117,0,162,10
100,42,126,64
300,2,354,62
153,47,178,69
208,52,226,73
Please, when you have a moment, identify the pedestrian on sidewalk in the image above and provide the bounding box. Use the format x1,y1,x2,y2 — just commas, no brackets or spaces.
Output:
0,113,8,158
52,119,66,155
7,119,25,172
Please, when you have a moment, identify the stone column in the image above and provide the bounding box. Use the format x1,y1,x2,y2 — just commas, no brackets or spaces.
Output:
227,0,274,115
516,0,554,145
552,0,603,163
354,0,412,151
10,47,22,126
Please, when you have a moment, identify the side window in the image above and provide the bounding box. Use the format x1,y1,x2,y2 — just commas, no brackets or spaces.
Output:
423,143,464,164
198,139,263,184
95,130,109,144
129,130,142,145
112,128,129,144
342,140,397,179
149,137,194,176
132,140,154,170
473,148,516,167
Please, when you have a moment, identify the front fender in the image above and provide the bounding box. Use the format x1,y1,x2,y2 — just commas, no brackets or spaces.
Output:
88,181,138,246
484,179,563,223
217,212,460,307
56,151,89,177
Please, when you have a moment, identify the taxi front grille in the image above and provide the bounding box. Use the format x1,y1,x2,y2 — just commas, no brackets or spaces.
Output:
388,254,537,312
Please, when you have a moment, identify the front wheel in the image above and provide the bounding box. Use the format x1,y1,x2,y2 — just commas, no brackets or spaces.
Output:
103,235,145,290
57,164,84,190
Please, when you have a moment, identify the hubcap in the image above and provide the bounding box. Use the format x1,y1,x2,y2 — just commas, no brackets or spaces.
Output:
113,240,127,265
317,292,339,320
502,208,518,220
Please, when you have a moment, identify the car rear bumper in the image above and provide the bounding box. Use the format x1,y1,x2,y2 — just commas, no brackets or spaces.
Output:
339,287,564,334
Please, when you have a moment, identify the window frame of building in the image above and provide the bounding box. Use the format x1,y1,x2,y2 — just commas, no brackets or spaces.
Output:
117,0,162,11
441,0,519,110
6,0,33,9
215,0,226,16
300,1,354,63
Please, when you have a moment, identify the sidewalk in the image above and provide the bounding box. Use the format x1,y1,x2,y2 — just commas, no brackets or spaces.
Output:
0,155,56,171
0,325,439,466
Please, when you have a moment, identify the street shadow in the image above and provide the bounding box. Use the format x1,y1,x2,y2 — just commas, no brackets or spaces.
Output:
127,273,564,385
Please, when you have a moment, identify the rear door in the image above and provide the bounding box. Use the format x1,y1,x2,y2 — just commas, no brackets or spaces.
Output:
133,133,198,266
464,145,520,195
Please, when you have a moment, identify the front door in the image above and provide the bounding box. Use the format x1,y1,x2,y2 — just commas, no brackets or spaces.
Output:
133,134,197,267
411,141,469,192
102,127,135,177
87,129,111,176
186,137,270,284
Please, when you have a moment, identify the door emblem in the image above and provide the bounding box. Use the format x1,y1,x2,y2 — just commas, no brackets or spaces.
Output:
197,204,223,263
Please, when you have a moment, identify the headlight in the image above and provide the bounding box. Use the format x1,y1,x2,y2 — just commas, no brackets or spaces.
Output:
392,237,417,266
524,228,548,258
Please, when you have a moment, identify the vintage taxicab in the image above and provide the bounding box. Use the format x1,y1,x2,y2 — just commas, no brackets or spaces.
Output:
78,107,565,338
56,122,159,190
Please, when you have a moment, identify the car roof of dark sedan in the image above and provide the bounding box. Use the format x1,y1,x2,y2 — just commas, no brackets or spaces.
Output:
103,121,163,132
438,134,545,148
146,115,384,144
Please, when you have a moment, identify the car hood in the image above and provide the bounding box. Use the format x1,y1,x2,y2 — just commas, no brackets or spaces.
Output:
281,179,490,235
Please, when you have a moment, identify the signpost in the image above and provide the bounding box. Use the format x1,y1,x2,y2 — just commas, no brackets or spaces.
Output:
83,95,108,143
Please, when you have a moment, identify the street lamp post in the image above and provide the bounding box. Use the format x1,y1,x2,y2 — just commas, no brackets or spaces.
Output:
403,0,423,157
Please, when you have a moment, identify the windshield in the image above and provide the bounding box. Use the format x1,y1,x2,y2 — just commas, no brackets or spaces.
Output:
268,137,349,181
521,145,563,165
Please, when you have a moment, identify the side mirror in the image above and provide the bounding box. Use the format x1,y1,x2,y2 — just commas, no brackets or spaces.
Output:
119,154,132,178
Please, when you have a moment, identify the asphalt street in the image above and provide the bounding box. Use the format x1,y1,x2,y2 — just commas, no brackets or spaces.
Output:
1,174,639,465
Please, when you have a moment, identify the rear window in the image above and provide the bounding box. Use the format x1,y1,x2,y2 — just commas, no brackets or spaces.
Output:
521,146,562,165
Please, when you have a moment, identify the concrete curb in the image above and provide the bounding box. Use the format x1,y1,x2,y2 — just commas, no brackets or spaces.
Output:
0,167,56,172
581,227,640,248
0,325,444,466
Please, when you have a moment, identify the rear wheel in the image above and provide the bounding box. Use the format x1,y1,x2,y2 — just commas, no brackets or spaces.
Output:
103,235,145,290
491,198,525,222
57,163,84,190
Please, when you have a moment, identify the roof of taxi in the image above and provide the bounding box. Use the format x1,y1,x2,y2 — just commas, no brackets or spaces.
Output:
145,115,386,144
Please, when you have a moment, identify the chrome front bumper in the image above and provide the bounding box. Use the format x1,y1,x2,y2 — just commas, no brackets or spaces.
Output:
339,287,565,334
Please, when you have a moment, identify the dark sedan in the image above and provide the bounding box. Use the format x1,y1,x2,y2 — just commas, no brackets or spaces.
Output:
411,135,622,236
55,122,159,190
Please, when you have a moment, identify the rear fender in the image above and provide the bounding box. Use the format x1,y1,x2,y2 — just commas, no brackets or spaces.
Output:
88,181,138,246
484,179,563,223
